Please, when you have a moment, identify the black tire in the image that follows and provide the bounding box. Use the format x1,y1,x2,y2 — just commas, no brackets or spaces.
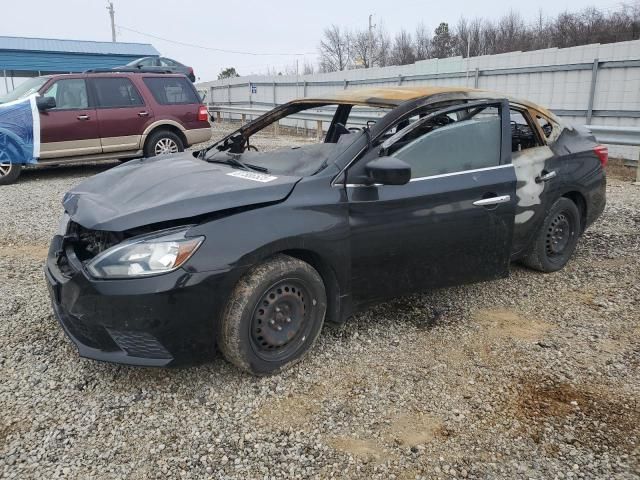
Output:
0,161,22,185
218,254,327,376
144,129,184,157
522,197,581,272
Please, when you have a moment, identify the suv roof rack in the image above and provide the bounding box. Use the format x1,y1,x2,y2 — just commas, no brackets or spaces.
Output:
83,67,175,74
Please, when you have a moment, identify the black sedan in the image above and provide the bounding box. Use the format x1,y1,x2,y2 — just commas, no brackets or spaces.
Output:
45,87,607,375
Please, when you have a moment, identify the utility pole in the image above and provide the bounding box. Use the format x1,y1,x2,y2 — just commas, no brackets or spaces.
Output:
107,2,116,42
368,14,376,68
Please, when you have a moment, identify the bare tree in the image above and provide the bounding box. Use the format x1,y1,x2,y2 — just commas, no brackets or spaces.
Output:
318,25,351,72
350,29,376,68
302,59,315,75
414,22,432,60
390,29,416,65
316,1,640,71
374,26,392,67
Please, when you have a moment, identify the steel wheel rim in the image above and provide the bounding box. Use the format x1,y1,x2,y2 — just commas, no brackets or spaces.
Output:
546,212,572,257
154,138,178,155
250,279,311,361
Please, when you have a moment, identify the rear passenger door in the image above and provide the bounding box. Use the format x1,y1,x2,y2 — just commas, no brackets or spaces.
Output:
39,78,101,159
509,106,558,256
89,76,154,153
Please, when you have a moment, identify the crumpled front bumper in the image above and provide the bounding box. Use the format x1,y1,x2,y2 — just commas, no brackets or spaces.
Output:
44,234,231,367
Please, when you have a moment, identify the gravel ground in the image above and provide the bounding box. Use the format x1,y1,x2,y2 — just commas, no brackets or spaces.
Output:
1,125,639,479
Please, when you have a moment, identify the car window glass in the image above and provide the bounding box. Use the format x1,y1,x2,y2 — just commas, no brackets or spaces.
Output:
137,57,156,67
143,77,198,104
510,109,541,151
390,109,502,179
160,58,178,67
93,78,144,108
43,79,88,109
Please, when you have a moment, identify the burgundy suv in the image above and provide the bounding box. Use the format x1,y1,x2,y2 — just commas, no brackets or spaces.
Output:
0,72,211,184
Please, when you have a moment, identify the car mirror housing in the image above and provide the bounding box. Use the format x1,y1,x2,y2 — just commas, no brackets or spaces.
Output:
365,156,411,186
36,96,56,111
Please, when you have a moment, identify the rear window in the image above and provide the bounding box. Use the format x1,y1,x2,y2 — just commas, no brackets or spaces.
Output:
143,77,199,105
93,78,143,108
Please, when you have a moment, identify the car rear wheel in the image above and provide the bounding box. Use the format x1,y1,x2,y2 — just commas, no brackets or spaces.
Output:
218,254,327,376
0,160,22,185
522,197,581,272
144,130,184,157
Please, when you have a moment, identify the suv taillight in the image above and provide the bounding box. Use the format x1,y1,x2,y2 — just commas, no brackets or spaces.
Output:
594,145,608,167
198,105,208,122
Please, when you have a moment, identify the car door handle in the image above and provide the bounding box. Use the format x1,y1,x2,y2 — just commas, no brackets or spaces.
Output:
138,111,149,117
77,114,90,121
473,195,511,207
536,170,557,183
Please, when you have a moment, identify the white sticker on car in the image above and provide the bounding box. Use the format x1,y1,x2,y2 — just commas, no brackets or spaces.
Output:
226,171,278,183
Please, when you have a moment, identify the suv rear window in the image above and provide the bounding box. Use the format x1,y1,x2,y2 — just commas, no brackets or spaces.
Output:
93,78,143,108
143,77,198,105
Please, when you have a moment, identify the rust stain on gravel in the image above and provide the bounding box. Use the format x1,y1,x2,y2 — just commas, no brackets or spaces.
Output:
513,376,640,452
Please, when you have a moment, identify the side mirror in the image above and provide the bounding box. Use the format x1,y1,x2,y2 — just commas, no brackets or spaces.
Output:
36,96,56,111
365,156,411,186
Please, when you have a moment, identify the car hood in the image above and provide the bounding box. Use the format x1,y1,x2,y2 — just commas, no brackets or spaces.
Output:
63,153,302,231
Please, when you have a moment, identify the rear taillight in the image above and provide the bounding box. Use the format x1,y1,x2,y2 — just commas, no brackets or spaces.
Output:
594,145,608,167
198,105,208,122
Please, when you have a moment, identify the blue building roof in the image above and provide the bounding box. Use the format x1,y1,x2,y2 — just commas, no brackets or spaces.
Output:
0,36,160,74
0,36,159,56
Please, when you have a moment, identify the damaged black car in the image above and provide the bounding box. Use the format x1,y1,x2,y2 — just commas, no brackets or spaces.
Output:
45,87,607,375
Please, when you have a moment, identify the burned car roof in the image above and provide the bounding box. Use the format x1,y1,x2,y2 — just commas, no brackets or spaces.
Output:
288,86,560,122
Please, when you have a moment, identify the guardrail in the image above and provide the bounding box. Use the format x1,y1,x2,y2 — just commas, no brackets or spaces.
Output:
209,105,640,182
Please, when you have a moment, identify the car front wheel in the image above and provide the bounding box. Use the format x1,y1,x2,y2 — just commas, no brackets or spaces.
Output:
522,197,581,272
218,254,327,375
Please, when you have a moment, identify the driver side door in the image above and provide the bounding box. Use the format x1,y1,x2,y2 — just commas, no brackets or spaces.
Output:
347,100,517,306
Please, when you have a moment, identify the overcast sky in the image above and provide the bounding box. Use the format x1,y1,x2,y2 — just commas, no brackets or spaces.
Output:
3,0,625,81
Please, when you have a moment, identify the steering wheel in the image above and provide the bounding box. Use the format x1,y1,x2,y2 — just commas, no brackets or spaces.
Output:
348,127,362,133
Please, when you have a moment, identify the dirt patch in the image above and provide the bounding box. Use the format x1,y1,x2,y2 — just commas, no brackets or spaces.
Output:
328,437,389,463
386,412,444,447
0,242,49,260
257,392,321,429
473,308,552,342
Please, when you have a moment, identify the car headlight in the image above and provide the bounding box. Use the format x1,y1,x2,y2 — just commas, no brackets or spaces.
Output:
86,227,204,279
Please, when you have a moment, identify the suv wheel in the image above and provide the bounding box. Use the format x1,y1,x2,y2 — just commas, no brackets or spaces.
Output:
144,130,184,157
218,254,327,376
0,160,22,185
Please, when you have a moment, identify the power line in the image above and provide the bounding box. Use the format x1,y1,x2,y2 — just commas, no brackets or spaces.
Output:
116,25,316,56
